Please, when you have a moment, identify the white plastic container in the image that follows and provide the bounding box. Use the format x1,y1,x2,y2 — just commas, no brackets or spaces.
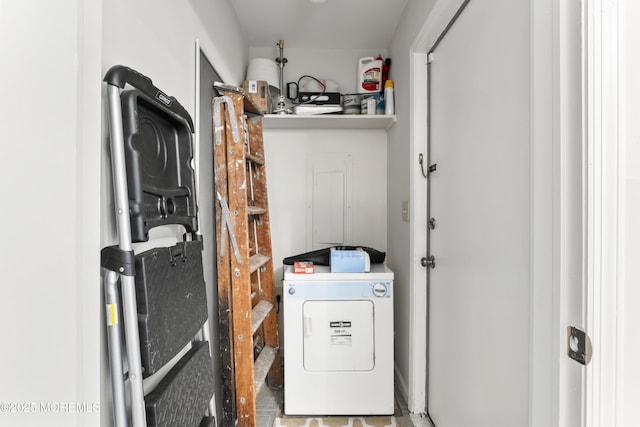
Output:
358,57,383,94
384,79,395,115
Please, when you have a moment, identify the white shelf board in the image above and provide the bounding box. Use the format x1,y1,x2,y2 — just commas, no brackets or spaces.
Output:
262,114,396,131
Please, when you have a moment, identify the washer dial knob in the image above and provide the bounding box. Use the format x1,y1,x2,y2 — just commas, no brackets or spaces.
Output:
373,282,388,297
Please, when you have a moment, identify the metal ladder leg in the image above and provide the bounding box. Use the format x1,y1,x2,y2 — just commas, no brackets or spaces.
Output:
104,270,128,427
106,84,147,427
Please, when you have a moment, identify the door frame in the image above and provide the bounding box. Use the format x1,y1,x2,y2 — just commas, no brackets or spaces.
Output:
583,0,624,425
408,1,470,414
407,0,598,424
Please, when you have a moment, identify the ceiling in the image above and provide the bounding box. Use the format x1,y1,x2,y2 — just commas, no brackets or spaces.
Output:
230,0,410,50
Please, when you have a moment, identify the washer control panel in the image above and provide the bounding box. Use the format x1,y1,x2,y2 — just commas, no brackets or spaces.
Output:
284,281,393,299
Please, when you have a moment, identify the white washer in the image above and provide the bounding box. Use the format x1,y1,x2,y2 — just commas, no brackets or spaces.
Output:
283,264,394,415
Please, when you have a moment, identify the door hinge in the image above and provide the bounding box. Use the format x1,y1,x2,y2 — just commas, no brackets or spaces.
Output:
567,326,592,365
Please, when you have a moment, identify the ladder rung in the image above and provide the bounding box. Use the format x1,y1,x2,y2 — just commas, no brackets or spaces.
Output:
246,152,265,165
249,254,271,273
251,300,274,335
254,345,278,396
246,206,267,216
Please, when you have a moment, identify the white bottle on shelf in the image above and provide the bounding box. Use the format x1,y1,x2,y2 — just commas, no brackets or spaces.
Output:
358,57,384,94
384,80,395,115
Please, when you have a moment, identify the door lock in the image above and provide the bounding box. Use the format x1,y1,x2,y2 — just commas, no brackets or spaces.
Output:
429,218,436,230
421,255,436,269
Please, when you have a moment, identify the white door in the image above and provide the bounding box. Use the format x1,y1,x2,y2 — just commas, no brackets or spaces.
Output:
427,0,531,424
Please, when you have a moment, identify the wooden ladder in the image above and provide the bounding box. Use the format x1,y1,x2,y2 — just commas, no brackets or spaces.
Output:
213,86,282,427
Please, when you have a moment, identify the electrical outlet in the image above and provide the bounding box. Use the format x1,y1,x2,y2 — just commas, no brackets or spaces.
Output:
401,200,409,222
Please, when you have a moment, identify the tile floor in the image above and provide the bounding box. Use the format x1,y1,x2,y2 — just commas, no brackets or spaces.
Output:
255,382,417,427
255,384,284,427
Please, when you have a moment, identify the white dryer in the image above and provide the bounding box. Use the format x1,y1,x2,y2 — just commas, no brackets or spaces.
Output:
283,264,394,415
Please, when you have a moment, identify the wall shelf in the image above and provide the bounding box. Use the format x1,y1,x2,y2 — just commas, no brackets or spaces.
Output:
262,114,396,131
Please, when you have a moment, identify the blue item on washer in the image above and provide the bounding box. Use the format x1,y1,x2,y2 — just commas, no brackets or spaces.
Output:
283,246,386,266
330,247,370,273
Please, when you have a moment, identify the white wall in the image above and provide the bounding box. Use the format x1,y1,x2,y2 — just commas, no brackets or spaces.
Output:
102,0,246,112
0,1,102,426
623,1,640,424
264,129,388,280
